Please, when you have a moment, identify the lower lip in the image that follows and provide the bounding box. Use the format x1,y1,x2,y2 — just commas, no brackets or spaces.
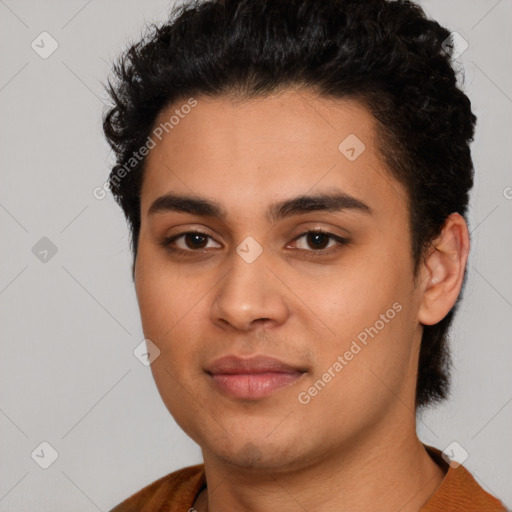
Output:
208,372,305,399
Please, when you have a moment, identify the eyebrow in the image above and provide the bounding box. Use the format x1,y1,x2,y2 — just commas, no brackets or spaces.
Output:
147,190,372,222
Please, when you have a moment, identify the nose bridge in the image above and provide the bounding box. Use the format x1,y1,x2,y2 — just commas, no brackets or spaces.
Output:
211,244,289,330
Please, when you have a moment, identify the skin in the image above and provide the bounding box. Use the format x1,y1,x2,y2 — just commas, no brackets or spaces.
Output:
134,89,469,512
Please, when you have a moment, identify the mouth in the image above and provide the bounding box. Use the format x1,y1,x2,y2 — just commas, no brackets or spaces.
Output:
205,355,308,400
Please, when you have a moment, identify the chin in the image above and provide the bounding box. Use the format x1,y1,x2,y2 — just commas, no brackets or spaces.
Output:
197,426,310,471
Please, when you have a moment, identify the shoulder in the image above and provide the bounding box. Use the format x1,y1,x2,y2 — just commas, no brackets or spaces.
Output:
439,464,508,511
109,464,206,512
422,444,508,511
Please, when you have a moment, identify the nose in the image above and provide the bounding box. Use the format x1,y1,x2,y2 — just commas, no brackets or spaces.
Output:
210,249,289,332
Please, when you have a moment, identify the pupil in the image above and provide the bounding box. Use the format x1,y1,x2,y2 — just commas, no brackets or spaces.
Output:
308,232,328,250
186,233,207,249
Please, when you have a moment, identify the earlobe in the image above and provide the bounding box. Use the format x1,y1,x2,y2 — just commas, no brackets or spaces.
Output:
417,213,470,326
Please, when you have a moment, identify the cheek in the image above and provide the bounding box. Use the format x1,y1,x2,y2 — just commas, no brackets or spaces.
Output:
135,259,210,428
306,261,401,339
134,251,215,378
296,300,413,434
302,258,413,392
135,248,204,338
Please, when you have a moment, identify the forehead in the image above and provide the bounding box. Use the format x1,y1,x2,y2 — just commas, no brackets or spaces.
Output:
140,90,407,222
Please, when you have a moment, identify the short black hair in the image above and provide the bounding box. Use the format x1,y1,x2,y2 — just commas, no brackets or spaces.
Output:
102,0,477,410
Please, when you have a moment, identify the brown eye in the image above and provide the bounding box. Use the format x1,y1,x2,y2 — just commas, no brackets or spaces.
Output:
182,233,209,249
305,232,331,250
160,231,221,252
291,230,349,252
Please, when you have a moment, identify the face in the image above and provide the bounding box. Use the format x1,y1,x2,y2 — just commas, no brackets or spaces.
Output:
135,90,426,472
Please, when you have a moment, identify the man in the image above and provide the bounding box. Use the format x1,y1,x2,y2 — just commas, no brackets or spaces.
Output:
103,0,507,510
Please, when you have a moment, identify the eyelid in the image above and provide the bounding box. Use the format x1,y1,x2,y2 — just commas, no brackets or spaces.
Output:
160,228,350,255
161,230,221,251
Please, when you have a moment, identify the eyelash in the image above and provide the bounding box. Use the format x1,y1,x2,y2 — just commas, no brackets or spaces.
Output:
159,229,350,257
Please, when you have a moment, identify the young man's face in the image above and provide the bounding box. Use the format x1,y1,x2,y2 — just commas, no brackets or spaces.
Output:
135,90,428,471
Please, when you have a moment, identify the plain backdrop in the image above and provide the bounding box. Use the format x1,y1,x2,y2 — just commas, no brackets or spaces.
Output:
0,0,511,510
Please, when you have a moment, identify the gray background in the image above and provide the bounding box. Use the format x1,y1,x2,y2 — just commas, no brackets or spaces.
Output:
0,0,511,510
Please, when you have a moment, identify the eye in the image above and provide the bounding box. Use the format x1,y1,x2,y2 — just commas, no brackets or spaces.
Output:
288,230,349,254
160,229,349,256
160,231,221,252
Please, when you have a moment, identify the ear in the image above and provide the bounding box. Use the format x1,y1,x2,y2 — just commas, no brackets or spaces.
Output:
417,212,470,326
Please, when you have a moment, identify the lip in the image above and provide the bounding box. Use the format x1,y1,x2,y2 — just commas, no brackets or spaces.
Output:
206,355,306,374
205,355,307,399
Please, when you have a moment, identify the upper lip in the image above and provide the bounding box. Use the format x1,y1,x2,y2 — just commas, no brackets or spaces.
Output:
205,355,307,375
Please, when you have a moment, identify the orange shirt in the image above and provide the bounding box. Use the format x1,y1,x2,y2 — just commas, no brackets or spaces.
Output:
109,444,508,511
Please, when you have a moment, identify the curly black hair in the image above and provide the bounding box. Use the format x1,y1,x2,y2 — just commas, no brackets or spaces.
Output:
102,0,476,410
